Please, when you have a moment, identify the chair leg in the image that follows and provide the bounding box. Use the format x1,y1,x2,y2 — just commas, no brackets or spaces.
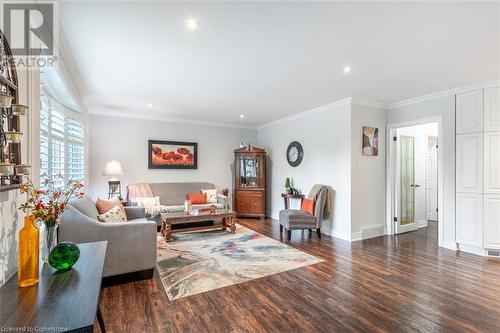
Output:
287,229,292,241
308,229,312,233
280,224,283,233
316,229,321,239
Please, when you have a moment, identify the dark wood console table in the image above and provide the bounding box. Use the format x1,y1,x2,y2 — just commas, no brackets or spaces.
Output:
0,241,107,332
281,193,305,209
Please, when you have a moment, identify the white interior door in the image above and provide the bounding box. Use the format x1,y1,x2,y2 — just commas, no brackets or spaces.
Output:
426,136,438,221
396,135,418,234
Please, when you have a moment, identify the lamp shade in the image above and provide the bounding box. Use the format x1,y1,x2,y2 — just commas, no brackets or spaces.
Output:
103,160,124,177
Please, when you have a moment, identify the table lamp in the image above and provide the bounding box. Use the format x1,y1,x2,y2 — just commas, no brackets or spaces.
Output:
103,160,124,199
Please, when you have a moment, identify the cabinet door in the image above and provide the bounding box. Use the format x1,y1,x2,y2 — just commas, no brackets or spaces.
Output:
456,90,483,134
235,191,263,215
484,194,500,249
456,193,483,248
456,133,483,193
484,87,500,131
484,132,500,193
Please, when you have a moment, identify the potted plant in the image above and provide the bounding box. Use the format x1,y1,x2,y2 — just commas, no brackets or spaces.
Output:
285,177,291,192
19,174,84,263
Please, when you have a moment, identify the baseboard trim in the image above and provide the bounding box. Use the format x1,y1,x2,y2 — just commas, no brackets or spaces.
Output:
417,219,428,229
351,232,362,242
458,243,487,257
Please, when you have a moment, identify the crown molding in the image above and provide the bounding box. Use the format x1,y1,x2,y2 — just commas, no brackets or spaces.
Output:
256,97,352,130
90,109,257,130
351,98,387,109
388,80,500,109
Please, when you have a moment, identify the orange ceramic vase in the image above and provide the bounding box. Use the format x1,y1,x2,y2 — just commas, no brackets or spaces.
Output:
18,215,39,287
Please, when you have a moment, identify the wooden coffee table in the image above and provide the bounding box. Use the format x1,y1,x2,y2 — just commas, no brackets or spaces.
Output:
160,209,237,241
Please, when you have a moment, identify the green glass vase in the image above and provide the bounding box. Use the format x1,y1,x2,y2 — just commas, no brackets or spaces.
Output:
48,242,80,271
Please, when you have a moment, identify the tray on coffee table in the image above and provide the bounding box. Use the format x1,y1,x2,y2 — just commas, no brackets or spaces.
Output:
160,209,237,241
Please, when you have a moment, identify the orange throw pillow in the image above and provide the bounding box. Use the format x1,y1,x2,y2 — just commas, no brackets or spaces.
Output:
187,193,207,204
96,197,126,217
301,198,315,215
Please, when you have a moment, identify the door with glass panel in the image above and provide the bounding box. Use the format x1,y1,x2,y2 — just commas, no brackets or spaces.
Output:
396,135,418,234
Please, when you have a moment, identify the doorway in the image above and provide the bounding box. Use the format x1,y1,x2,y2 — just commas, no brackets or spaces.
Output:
387,118,444,245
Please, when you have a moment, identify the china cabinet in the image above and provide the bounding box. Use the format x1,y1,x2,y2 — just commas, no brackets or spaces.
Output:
234,146,266,219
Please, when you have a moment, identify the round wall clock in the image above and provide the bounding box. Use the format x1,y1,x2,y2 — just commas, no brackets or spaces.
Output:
286,141,303,167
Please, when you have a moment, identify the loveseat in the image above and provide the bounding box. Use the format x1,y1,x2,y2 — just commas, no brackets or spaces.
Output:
59,196,157,278
126,182,229,226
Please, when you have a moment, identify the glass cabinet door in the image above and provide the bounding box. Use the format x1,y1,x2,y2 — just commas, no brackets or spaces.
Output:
240,156,259,187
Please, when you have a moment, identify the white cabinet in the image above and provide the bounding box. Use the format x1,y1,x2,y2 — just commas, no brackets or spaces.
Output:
484,87,500,131
484,194,500,249
456,193,483,248
456,89,483,134
456,133,483,193
484,132,500,193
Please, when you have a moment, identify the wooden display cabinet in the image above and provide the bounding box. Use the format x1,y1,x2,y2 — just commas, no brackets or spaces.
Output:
234,146,266,219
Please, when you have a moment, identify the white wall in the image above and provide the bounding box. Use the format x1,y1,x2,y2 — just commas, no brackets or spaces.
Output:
351,103,387,239
0,69,34,286
88,114,256,201
257,102,352,241
397,123,438,227
387,96,455,249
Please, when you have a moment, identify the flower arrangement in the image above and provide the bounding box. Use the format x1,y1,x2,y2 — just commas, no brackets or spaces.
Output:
19,174,84,263
19,174,84,227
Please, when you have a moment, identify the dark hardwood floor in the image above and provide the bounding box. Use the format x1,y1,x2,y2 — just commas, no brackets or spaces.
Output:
97,219,500,333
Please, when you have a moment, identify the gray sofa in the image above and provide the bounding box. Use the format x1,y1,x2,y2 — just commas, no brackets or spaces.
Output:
59,196,157,278
126,182,229,226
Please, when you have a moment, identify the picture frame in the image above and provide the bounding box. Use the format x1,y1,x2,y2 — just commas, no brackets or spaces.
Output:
148,140,198,169
362,126,378,156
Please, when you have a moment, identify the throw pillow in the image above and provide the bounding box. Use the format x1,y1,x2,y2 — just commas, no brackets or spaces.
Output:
134,196,161,207
96,196,126,217
97,205,127,222
301,198,315,215
201,189,217,204
187,193,207,204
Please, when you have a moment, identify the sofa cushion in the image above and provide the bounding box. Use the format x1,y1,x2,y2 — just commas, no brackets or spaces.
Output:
70,196,99,219
279,209,316,229
98,205,127,222
96,196,126,216
149,182,216,206
187,193,207,204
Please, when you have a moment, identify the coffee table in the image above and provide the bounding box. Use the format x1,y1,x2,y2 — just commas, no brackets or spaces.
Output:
160,209,237,241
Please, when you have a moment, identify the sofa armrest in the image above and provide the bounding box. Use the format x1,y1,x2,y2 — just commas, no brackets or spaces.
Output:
124,206,146,220
217,194,228,209
59,207,157,277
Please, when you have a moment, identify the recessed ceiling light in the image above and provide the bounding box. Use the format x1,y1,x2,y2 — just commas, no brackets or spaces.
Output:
147,103,153,108
239,114,245,119
185,17,200,31
344,66,352,73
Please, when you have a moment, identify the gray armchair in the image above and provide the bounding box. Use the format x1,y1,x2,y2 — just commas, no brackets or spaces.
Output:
59,196,157,278
279,187,328,241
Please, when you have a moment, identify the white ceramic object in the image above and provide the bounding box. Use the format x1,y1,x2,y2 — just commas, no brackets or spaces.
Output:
0,94,13,108
11,104,28,116
0,162,15,176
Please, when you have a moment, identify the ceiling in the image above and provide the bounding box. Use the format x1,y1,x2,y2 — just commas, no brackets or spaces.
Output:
60,1,500,126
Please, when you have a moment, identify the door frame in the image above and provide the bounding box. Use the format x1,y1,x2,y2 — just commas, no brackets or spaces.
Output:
426,135,438,222
386,116,444,247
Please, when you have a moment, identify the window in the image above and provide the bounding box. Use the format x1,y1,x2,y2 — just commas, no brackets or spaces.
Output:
40,93,85,188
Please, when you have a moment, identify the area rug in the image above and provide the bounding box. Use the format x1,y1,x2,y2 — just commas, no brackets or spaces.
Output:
156,224,322,301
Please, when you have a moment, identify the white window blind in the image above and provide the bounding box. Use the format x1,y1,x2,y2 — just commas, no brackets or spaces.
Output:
40,94,85,188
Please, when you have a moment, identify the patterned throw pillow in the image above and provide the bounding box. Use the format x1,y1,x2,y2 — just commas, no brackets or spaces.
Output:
134,196,161,206
97,205,127,222
201,189,218,204
96,196,126,216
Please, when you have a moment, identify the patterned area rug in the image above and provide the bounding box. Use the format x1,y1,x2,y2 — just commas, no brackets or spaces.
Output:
156,224,322,301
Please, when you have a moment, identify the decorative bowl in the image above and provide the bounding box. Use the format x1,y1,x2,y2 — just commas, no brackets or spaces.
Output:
48,242,80,271
0,162,15,176
15,164,30,175
4,131,22,143
11,104,28,116
0,93,13,108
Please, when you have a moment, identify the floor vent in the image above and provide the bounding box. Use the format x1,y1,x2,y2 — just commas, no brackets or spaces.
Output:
487,249,500,257
361,226,385,240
